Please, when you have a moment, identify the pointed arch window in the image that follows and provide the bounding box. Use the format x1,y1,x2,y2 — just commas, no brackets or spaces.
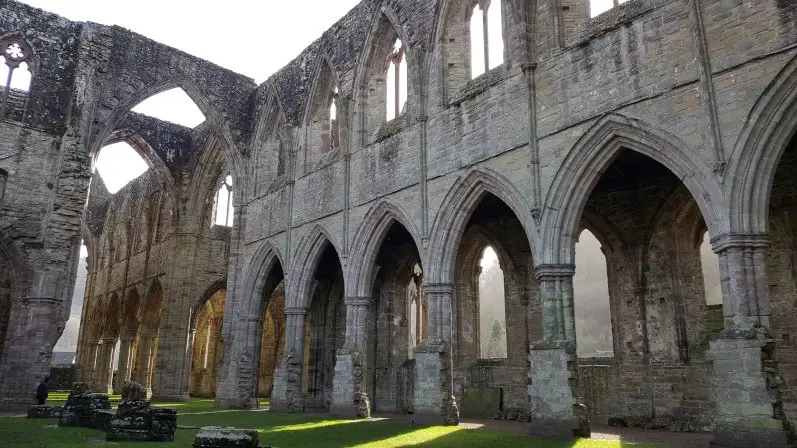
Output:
408,263,426,358
470,0,504,78
213,175,234,227
0,38,34,118
329,86,339,151
385,39,408,121
590,0,629,17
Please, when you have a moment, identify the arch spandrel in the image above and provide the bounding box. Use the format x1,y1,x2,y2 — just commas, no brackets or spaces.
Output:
540,113,727,266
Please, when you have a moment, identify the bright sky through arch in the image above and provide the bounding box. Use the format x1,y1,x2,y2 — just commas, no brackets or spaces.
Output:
95,142,149,193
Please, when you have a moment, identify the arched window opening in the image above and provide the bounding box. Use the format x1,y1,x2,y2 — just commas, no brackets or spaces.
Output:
94,142,149,194
700,231,722,306
131,87,206,128
329,86,339,151
470,0,504,78
213,175,234,227
385,39,407,121
408,262,425,358
478,246,507,359
0,38,34,119
590,0,629,18
573,230,614,358
276,139,286,177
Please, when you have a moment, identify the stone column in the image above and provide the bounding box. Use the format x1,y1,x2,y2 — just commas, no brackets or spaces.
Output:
528,265,589,438
0,292,63,409
708,235,793,448
95,337,116,395
271,307,307,413
132,336,154,393
330,297,371,418
114,337,134,393
181,328,196,400
412,284,459,425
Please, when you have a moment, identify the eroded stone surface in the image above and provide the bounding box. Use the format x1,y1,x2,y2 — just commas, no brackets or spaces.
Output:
192,426,259,448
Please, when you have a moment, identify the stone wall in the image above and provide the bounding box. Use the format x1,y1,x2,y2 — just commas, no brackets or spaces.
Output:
1,0,797,442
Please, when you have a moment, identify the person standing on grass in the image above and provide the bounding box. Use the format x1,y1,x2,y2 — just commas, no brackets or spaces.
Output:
35,377,49,405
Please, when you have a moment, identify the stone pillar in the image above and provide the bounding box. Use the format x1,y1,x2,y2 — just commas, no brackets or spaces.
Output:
95,337,116,395
330,297,371,418
114,337,134,393
132,336,154,394
412,284,459,425
528,265,589,438
0,290,63,409
181,328,196,400
708,235,794,447
271,307,307,413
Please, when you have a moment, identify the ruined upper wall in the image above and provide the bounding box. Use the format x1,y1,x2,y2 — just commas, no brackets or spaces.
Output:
0,1,82,133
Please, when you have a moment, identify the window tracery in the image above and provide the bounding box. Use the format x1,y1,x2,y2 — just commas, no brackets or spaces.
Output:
0,37,33,118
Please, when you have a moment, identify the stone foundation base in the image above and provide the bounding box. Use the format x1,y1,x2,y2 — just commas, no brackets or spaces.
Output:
27,405,62,418
528,342,591,439
330,351,370,419
0,398,34,411
412,348,459,426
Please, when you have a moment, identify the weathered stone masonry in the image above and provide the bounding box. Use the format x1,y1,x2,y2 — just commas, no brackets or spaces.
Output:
2,0,797,446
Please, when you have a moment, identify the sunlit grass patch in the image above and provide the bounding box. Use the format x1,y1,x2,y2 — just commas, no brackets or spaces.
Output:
1,398,667,448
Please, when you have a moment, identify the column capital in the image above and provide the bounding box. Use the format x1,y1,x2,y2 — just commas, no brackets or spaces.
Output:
285,306,309,316
422,283,454,295
101,337,117,345
535,264,576,280
711,233,770,253
344,297,370,307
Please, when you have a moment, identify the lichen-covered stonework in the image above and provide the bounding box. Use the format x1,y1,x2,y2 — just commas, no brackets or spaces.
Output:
2,0,797,445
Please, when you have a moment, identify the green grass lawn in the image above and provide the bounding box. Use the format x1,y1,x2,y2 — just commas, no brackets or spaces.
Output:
0,395,663,448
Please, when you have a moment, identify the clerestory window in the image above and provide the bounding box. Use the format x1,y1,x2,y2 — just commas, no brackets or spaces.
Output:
329,86,339,151
0,38,33,118
213,175,234,227
470,0,504,78
385,39,408,122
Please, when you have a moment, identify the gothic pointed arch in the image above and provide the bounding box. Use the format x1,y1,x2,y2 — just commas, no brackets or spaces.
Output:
347,200,424,297
91,76,245,182
540,113,726,265
352,6,418,143
299,54,346,174
253,88,292,195
427,167,537,283
105,128,179,202
0,228,31,300
287,224,344,308
728,53,797,235
186,135,230,227
242,239,286,317
191,278,227,329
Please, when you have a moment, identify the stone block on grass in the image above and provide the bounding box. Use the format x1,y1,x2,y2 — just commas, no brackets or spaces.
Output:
193,426,260,448
27,405,62,419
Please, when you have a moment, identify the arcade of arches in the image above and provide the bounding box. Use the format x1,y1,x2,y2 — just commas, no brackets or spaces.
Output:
3,1,797,446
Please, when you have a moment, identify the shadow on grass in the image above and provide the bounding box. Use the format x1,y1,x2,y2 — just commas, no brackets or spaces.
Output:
13,398,666,448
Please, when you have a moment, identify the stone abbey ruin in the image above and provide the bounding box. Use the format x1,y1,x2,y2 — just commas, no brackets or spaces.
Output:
1,0,797,446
